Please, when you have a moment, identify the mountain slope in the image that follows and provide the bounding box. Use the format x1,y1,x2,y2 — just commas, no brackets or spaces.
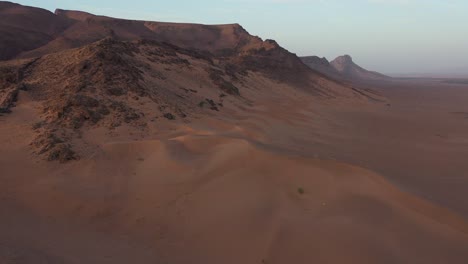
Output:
0,1,71,60
1,37,375,161
301,54,390,81
51,8,268,55
300,56,341,80
0,2,296,63
1,2,324,90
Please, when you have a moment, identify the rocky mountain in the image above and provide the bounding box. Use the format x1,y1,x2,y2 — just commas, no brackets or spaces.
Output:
2,3,468,264
0,2,382,162
300,56,341,80
2,38,379,161
330,55,389,80
0,1,71,60
301,54,389,81
0,2,330,87
1,1,298,63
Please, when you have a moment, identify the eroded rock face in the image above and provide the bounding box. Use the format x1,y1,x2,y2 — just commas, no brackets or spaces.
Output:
301,54,390,81
0,87,19,113
0,67,20,113
32,132,77,163
1,39,247,162
330,55,354,73
330,55,389,80
209,69,240,96
301,56,331,67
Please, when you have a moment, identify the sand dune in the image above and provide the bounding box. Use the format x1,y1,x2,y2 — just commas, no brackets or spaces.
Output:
1,76,468,263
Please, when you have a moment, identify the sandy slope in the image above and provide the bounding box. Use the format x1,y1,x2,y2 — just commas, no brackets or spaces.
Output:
308,79,468,217
1,78,468,263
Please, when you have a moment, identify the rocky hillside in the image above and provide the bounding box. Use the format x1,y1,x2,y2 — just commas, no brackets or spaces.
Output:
0,2,382,163
1,1,299,63
0,2,315,83
1,37,378,162
0,1,71,60
300,56,341,80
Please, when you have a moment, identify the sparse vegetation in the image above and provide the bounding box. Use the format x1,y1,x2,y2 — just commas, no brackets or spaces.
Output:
32,132,78,163
32,121,45,130
47,144,77,163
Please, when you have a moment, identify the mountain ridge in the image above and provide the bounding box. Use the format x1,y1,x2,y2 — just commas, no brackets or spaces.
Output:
301,54,390,81
0,2,284,60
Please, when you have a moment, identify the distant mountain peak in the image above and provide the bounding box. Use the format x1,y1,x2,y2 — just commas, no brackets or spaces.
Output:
301,56,330,66
336,54,353,62
332,55,388,80
301,54,389,81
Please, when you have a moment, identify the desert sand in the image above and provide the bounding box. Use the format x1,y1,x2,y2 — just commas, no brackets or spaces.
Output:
1,2,468,264
2,75,468,263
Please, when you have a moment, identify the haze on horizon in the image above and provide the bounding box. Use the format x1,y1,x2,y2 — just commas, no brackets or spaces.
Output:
12,0,468,76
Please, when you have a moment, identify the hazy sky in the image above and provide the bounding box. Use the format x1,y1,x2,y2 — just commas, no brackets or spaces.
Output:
14,0,468,75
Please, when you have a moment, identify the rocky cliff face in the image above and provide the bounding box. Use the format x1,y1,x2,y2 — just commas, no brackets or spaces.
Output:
330,55,389,80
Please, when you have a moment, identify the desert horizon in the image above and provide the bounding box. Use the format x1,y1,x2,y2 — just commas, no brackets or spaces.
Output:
1,1,468,264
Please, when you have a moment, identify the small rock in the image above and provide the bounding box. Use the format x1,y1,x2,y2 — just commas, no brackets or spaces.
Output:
164,113,175,120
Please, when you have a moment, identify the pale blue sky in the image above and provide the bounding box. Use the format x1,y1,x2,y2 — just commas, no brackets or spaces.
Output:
14,0,468,75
